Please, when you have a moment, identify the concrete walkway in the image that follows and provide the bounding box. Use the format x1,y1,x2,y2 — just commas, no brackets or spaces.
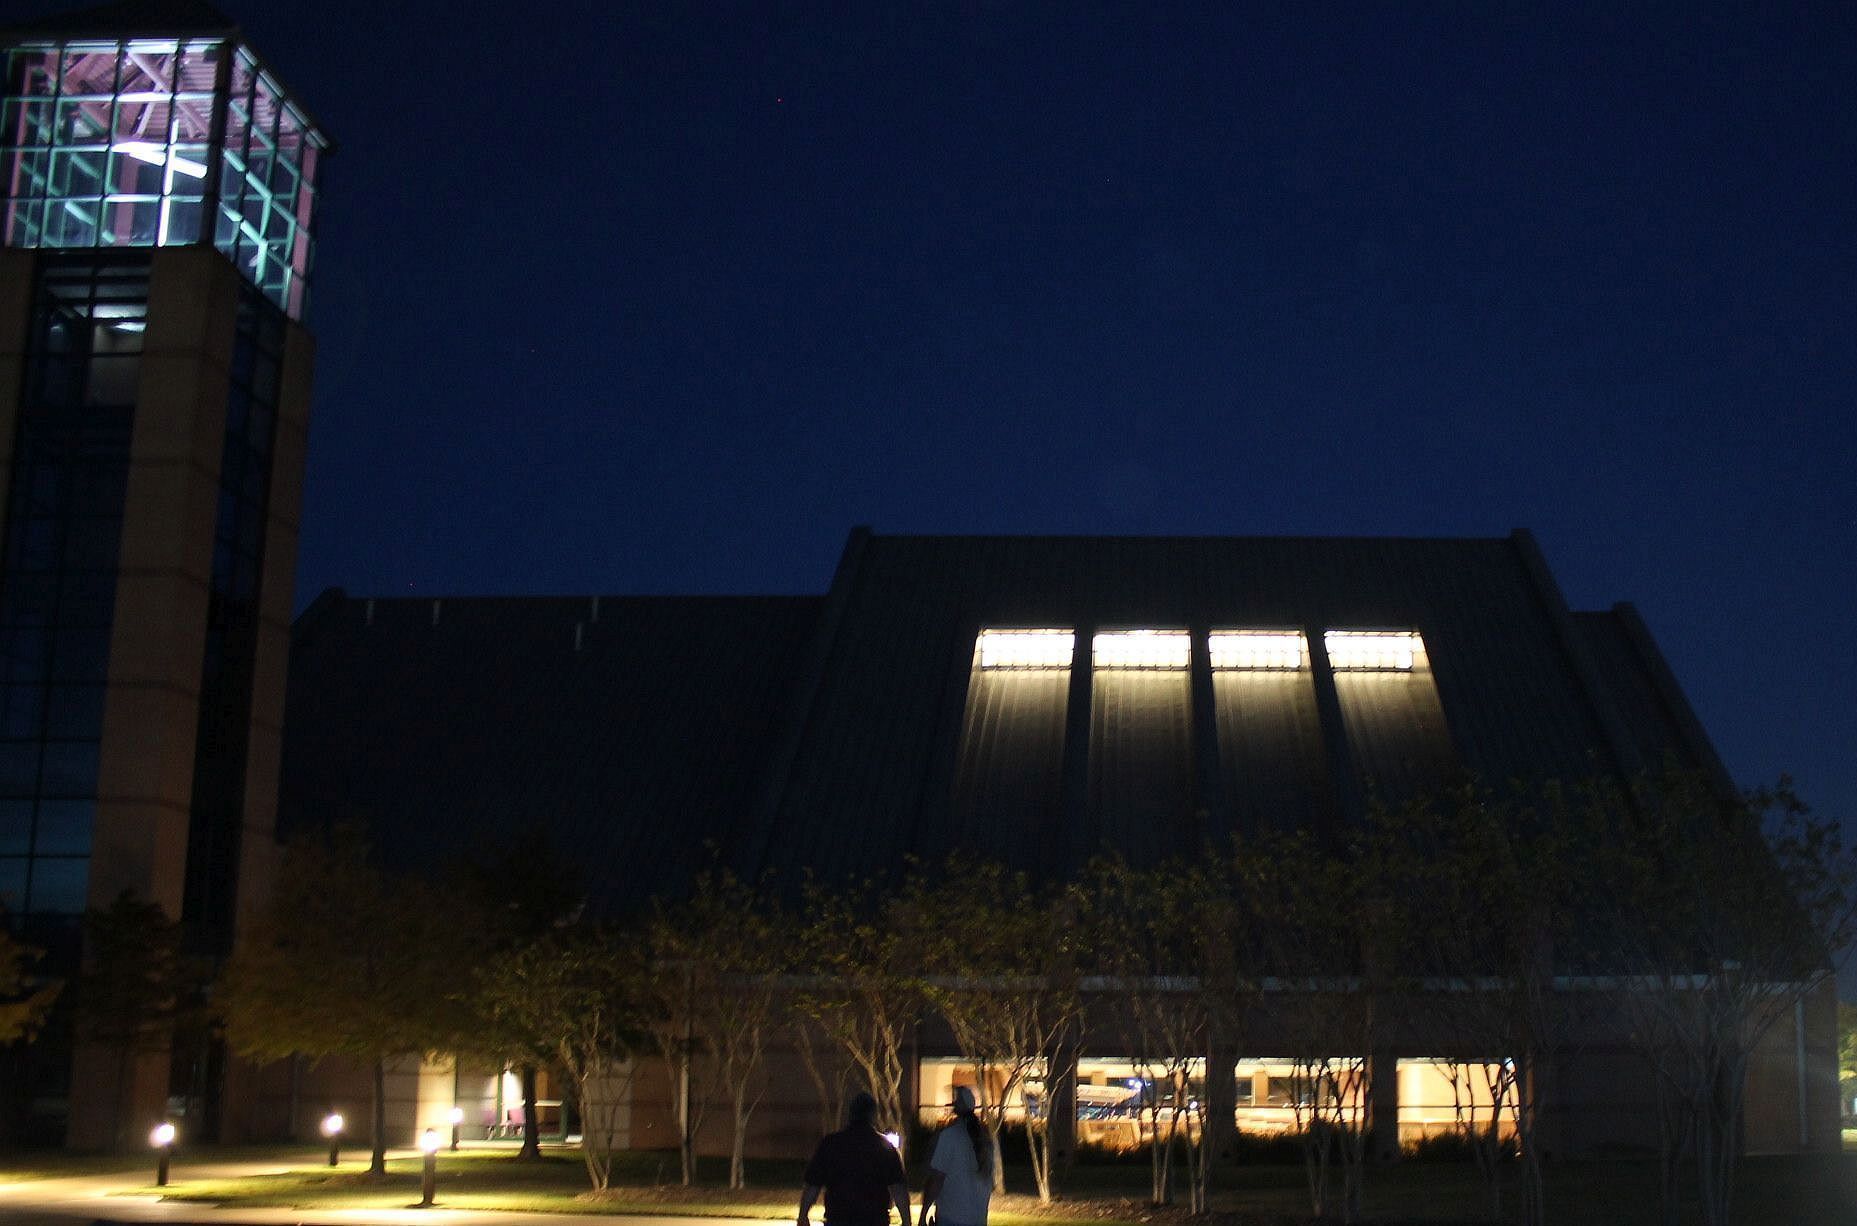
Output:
0,1152,797,1226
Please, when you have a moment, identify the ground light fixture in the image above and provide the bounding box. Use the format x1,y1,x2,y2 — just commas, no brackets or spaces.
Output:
321,1112,344,1166
149,1122,176,1186
449,1105,464,1151
420,1128,440,1206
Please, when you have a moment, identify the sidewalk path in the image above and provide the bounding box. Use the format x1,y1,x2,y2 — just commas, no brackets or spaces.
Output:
0,1153,795,1226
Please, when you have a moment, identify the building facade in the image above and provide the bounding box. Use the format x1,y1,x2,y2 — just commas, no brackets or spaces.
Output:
0,0,327,1146
267,530,1843,1159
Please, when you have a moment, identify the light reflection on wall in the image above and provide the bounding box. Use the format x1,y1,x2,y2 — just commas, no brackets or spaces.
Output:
1325,629,1458,803
953,630,1074,856
1089,632,1193,853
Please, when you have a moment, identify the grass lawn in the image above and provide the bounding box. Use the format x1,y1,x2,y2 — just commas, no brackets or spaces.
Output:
0,1143,311,1184
112,1144,1857,1224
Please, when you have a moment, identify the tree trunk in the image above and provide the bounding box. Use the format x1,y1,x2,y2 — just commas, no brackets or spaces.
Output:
730,1080,749,1190
519,1063,542,1159
1027,1117,1054,1204
370,1056,387,1175
113,1043,130,1152
677,1041,695,1186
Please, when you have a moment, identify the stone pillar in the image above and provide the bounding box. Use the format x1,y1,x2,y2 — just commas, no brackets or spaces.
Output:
1059,624,1097,872
1204,1038,1237,1166
69,248,239,1151
1045,1044,1078,1171
1369,1050,1401,1163
0,249,32,516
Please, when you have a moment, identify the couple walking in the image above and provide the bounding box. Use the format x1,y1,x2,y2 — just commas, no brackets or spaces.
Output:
798,1086,993,1226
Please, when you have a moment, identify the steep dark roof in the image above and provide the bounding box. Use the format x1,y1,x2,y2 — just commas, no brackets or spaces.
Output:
278,531,1726,907
279,593,821,915
738,532,1665,881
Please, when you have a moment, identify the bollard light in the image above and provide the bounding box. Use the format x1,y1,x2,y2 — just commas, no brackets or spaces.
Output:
448,1105,464,1151
149,1122,176,1187
419,1127,440,1206
321,1112,344,1166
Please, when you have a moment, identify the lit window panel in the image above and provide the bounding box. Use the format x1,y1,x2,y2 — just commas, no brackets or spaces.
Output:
1092,630,1189,670
1208,631,1306,671
1323,630,1425,671
976,629,1075,670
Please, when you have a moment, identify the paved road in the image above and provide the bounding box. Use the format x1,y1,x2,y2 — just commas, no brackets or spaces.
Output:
0,1152,797,1226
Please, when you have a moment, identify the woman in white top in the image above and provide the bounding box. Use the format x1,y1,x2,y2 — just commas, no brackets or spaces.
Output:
920,1086,993,1226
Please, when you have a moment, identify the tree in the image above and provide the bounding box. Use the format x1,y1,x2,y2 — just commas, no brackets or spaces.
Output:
72,892,209,1150
1365,785,1580,1226
1839,1001,1856,1123
477,923,647,1191
918,859,1085,1204
1238,831,1381,1225
795,872,928,1159
218,827,470,1174
1081,855,1229,1213
1840,1001,1856,1082
650,869,787,1189
1586,771,1857,1226
642,919,713,1187
452,829,585,1161
0,916,60,1046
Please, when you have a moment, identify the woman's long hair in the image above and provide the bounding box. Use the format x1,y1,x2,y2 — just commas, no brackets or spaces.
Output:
958,1105,992,1178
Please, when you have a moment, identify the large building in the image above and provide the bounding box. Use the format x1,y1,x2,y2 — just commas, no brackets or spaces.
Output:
268,529,1842,1159
0,0,327,1145
0,2,1836,1167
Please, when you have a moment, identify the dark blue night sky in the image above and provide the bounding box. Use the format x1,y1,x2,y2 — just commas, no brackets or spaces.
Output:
26,1,1857,973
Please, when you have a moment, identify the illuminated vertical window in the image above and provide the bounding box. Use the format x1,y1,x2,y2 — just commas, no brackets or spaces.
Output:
976,628,1075,669
953,629,1075,859
1092,629,1189,670
1209,631,1329,832
1323,629,1456,803
1209,631,1307,671
1090,629,1192,853
1322,630,1425,671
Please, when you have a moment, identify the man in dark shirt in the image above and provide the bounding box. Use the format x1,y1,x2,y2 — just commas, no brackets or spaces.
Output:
799,1092,911,1226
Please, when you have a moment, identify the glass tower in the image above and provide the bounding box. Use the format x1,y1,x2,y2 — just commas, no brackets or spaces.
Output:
0,2,328,1147
3,25,327,316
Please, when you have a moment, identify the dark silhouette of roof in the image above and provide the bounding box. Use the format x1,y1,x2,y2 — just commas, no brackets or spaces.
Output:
278,530,1729,911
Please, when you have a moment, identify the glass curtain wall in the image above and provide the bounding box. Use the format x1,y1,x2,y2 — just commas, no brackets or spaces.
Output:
0,256,144,943
2,39,324,318
180,281,284,951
